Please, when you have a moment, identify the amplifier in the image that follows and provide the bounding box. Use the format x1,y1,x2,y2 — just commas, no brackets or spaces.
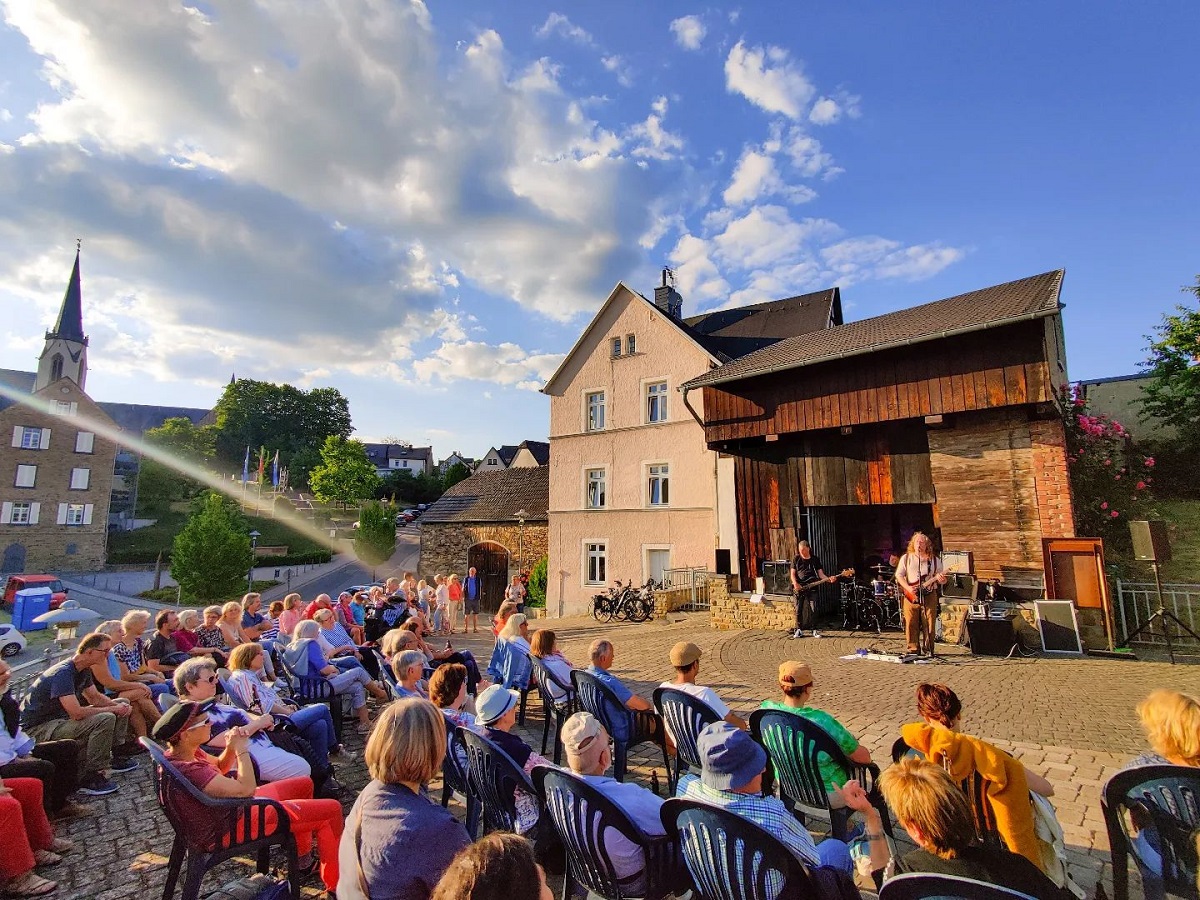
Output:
761,560,792,595
941,573,979,603
966,618,1016,657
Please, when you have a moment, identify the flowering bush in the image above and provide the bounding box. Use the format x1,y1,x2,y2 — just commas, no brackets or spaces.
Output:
1060,384,1157,549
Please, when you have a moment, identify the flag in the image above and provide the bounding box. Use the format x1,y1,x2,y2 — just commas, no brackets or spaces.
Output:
242,446,250,483
272,450,280,487
257,445,266,482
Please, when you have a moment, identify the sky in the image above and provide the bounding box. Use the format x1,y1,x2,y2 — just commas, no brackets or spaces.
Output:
0,2,1197,458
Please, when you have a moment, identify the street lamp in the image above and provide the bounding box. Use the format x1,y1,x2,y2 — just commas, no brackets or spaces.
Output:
513,509,527,577
248,530,261,592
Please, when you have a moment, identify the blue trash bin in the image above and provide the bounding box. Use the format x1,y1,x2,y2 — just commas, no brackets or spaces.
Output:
13,588,51,631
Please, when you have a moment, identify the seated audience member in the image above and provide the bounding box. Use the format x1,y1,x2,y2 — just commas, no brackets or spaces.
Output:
878,758,1069,900
219,601,246,648
903,683,1053,871
114,611,171,696
561,712,665,891
677,721,889,888
173,657,311,782
194,607,230,655
239,593,279,680
226,643,343,790
476,685,552,836
429,664,476,729
759,661,873,796
305,593,336,621
660,641,746,734
392,650,430,699
0,661,88,819
430,834,552,900
0,775,74,897
314,608,380,679
529,630,574,701
337,699,471,900
585,639,660,747
172,610,227,667
335,592,365,644
491,601,518,639
498,614,532,654
92,619,161,740
146,610,191,676
1128,688,1200,768
349,592,368,629
284,620,387,734
20,633,136,797
154,701,343,893
400,620,485,694
264,601,284,642
278,594,304,638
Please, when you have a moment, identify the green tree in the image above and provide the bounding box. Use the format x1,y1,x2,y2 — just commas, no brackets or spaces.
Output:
287,446,322,490
442,462,472,490
212,379,352,467
170,491,256,600
135,418,216,514
145,416,217,463
309,436,380,508
526,555,548,608
354,501,396,577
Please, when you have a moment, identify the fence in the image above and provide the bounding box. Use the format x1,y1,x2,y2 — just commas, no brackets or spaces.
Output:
1115,579,1200,647
661,567,711,611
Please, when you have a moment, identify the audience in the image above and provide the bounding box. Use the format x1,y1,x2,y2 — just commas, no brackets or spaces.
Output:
430,834,552,900
335,592,366,644
145,610,190,677
429,664,476,730
91,619,162,740
498,614,531,653
660,641,747,732
193,607,230,655
314,608,381,679
278,593,304,638
239,593,278,679
392,650,430,700
585,639,661,748
153,700,344,893
114,611,171,697
1129,688,1200,768
284,620,387,734
0,774,74,897
878,758,1069,900
475,685,551,838
218,601,246,649
337,699,470,900
492,601,518,639
528,630,574,700
172,609,227,667
401,619,485,694
446,574,463,635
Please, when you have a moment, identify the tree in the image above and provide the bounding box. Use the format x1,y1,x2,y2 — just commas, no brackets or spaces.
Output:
354,501,396,577
526,555,548,608
442,462,472,490
135,417,216,514
212,379,352,467
309,436,380,508
1139,279,1200,494
144,416,216,463
171,491,256,600
287,446,322,490
378,468,445,505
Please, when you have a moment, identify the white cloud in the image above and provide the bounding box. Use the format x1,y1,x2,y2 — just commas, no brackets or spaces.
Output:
713,206,840,270
627,97,684,161
601,55,633,88
669,232,730,302
669,15,706,51
413,339,565,390
725,41,815,120
784,129,842,180
820,237,965,281
534,12,595,46
723,147,817,206
809,92,862,126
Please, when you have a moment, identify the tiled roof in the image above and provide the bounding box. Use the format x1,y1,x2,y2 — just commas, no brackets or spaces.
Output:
421,466,548,524
682,270,1065,390
682,288,841,362
496,445,520,467
516,440,550,465
0,369,36,412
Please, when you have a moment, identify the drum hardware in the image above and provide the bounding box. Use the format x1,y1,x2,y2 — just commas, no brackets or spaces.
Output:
840,575,901,634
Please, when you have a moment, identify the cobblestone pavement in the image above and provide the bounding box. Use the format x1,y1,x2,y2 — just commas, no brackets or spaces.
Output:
50,614,1198,900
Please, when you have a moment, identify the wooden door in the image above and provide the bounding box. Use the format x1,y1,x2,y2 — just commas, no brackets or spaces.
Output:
468,542,510,614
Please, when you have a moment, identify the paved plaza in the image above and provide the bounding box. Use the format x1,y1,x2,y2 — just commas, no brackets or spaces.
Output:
47,614,1199,900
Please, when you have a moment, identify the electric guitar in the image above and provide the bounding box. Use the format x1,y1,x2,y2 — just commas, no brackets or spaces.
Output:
794,568,855,595
898,570,946,604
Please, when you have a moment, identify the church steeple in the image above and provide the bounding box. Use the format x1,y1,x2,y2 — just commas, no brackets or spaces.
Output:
34,243,89,392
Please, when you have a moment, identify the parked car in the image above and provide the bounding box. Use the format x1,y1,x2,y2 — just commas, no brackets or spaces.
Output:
2,575,67,610
0,624,26,658
345,582,385,596
417,503,429,511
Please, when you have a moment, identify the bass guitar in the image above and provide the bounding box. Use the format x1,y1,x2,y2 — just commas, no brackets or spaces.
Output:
794,568,855,595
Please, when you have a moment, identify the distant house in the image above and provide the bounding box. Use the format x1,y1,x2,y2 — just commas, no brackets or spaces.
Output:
437,451,477,475
478,439,549,471
364,443,434,477
478,445,519,470
1077,373,1173,440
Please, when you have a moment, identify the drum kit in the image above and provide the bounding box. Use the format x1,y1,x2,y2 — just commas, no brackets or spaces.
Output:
840,563,903,633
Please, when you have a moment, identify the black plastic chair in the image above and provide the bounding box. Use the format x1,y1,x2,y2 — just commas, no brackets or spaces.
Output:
1102,764,1200,900
530,657,577,764
460,728,539,836
750,708,892,841
277,650,346,742
660,797,815,900
140,737,299,900
653,687,721,794
534,766,684,900
441,722,481,837
879,873,1037,900
572,670,670,782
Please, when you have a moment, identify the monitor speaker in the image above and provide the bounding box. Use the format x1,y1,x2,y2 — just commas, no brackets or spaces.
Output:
1129,520,1171,563
966,618,1016,657
761,560,792,595
714,549,732,576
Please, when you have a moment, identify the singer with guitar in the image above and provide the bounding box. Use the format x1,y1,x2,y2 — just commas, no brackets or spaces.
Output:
895,532,947,655
790,541,851,639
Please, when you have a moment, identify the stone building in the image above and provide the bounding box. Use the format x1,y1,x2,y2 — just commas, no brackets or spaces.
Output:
418,466,548,614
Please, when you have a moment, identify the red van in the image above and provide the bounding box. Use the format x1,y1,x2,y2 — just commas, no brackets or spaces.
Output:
2,575,68,610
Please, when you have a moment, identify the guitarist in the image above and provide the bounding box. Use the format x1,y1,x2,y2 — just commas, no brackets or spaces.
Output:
790,540,837,639
895,531,947,655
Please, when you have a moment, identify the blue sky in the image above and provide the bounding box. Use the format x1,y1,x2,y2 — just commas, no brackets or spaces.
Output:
0,2,1196,458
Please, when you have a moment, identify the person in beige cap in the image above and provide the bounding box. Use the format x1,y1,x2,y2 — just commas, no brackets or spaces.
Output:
759,661,874,796
659,641,747,733
561,712,666,889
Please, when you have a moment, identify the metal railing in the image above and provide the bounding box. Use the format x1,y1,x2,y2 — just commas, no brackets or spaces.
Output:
661,567,711,611
1115,579,1200,646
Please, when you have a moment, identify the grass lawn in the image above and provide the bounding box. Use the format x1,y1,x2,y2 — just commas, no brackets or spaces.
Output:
1158,498,1200,583
137,578,282,605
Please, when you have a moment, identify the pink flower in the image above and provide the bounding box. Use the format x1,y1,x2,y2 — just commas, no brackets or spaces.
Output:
1136,481,1146,490
1103,459,1112,466
1111,510,1120,518
1101,502,1109,510
1115,474,1121,480
1144,457,1155,467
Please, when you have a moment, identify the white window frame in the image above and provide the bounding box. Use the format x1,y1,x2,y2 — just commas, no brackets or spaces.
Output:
585,467,607,509
65,503,86,526
3,501,39,525
14,465,36,488
584,541,608,586
585,390,606,432
645,380,669,424
54,401,78,416
647,462,670,507
70,467,91,490
12,427,50,450
610,337,622,358
75,431,95,453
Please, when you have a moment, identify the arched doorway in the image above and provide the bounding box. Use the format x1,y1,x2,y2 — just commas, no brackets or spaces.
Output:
467,541,510,614
1,543,27,573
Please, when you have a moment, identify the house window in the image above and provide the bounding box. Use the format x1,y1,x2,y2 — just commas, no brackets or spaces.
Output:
1,502,38,525
586,542,607,585
585,391,606,431
66,504,86,526
57,503,92,526
14,465,36,488
586,469,606,509
50,354,63,382
54,401,77,416
12,427,49,450
626,334,636,355
646,381,668,423
75,432,94,453
610,338,622,358
70,467,90,490
487,458,498,466
648,463,670,506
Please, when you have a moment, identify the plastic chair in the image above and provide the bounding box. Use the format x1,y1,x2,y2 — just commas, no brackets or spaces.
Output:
660,797,815,900
750,708,892,841
879,873,1037,900
529,657,577,764
372,649,399,700
572,670,670,782
1102,764,1200,900
277,652,346,743
534,766,684,900
486,640,509,682
460,728,539,836
441,722,481,837
140,737,299,900
653,687,721,793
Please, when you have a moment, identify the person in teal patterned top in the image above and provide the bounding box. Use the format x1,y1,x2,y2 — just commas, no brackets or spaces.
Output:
758,660,875,796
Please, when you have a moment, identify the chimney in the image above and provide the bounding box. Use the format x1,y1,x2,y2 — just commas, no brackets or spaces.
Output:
654,267,683,319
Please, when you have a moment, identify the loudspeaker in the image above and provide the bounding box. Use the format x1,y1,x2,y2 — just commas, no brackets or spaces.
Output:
714,549,732,576
1129,520,1171,563
941,573,979,603
761,560,792,595
1035,600,1083,653
966,618,1016,657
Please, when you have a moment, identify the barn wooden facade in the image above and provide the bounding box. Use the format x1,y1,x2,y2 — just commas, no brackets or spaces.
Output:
680,271,1077,598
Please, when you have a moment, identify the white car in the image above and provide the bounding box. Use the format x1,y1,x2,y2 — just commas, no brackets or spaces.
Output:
0,623,27,658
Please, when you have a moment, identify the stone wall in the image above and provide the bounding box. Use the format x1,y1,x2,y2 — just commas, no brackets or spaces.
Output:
710,576,797,631
419,522,549,579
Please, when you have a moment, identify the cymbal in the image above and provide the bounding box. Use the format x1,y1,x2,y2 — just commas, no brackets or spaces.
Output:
870,564,892,573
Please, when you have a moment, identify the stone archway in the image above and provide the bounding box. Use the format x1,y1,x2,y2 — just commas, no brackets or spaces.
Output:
467,541,510,614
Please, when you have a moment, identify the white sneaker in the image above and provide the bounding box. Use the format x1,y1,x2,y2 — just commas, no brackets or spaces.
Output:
811,630,823,639
792,629,805,638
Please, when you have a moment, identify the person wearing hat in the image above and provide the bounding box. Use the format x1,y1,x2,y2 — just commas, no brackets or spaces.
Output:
760,662,874,798
561,712,665,890
475,684,552,836
678,721,890,880
154,699,345,893
659,642,747,738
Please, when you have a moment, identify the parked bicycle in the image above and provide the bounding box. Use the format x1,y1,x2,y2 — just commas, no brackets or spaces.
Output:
591,579,658,623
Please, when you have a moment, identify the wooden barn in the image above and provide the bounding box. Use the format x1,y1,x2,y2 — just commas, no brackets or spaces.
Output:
680,270,1077,602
